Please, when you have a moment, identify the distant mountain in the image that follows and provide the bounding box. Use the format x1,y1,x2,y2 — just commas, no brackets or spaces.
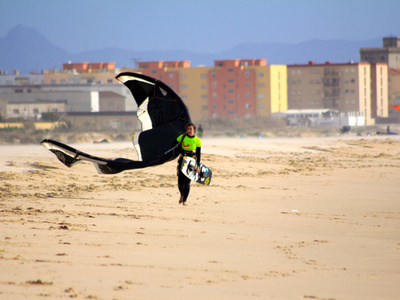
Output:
219,39,382,65
0,25,69,73
0,25,382,75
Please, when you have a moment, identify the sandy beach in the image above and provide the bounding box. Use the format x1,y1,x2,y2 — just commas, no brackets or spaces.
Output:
1,136,400,299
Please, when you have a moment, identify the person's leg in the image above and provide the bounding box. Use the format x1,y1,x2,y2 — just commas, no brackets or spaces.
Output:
178,171,191,204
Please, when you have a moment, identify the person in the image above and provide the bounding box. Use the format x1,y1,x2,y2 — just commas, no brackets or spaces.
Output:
197,124,203,137
176,123,201,205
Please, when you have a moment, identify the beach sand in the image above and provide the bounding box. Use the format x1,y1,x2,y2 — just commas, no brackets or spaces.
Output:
0,136,399,299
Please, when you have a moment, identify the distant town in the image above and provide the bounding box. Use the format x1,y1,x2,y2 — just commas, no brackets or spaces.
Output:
1,37,399,130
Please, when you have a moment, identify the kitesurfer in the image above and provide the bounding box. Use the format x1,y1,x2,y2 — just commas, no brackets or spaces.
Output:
177,123,201,205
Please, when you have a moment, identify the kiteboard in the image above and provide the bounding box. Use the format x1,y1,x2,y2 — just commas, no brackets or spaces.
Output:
180,156,212,185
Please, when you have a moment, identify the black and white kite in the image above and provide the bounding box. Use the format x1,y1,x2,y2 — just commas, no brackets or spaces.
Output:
41,72,191,174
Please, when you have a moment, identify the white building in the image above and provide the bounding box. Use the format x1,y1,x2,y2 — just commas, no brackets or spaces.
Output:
273,109,365,127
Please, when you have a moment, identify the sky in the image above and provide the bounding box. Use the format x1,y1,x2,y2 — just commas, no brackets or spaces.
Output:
1,0,399,54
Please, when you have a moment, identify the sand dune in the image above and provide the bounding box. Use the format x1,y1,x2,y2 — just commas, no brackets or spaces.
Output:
1,136,400,299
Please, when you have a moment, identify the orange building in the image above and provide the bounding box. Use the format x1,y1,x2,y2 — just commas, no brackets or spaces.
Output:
137,61,191,93
208,59,268,118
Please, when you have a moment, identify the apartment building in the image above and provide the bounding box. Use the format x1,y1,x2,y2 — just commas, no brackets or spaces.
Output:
255,64,287,117
388,68,400,118
177,66,213,120
207,59,287,118
360,37,400,68
137,60,211,120
62,62,116,74
361,37,400,120
287,61,388,125
135,59,287,120
370,63,389,119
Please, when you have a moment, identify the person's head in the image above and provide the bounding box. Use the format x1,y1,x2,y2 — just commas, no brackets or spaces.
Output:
185,122,196,136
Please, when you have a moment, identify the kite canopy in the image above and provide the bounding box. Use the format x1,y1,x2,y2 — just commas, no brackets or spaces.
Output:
390,105,400,113
116,72,191,162
42,72,192,175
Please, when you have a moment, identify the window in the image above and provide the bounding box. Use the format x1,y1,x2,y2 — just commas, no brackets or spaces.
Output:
246,81,250,87
258,73,264,77
107,79,113,83
227,68,234,72
245,71,250,77
228,100,234,104
227,79,234,83
246,103,251,109
33,109,39,114
13,109,19,114
151,70,157,74
228,89,234,93
212,82,217,88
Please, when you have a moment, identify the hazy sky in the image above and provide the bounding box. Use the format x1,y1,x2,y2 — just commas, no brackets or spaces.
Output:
1,0,399,54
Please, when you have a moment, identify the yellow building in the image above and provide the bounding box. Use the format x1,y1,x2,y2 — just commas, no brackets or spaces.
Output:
370,63,388,119
175,66,213,121
254,65,287,116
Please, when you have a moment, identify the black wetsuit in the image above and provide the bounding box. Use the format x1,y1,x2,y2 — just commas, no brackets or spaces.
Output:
177,135,201,204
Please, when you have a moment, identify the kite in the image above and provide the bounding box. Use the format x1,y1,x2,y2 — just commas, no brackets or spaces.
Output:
41,72,191,174
390,105,400,113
